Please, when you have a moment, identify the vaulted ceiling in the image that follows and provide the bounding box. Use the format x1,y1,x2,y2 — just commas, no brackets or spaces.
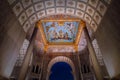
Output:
9,0,110,67
7,0,111,33
7,0,111,53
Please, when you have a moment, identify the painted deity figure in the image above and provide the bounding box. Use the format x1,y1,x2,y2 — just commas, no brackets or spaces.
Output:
59,30,64,39
64,32,69,39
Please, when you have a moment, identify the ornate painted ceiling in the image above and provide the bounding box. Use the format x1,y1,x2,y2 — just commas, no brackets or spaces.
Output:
9,0,109,66
7,0,111,33
42,21,79,43
37,15,84,46
7,0,111,52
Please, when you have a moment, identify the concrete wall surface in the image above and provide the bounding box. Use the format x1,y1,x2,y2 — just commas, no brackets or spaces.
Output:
95,0,120,79
0,0,26,78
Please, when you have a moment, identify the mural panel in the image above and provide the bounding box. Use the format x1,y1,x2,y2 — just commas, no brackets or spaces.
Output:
42,21,79,43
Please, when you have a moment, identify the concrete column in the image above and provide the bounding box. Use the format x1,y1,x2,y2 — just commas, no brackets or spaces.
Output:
18,27,38,80
84,27,103,80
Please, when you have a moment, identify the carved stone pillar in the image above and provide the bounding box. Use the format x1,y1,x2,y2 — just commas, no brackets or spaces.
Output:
18,27,38,80
84,27,103,80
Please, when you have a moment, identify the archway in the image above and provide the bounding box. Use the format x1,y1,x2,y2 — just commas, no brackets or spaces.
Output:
49,62,74,80
47,56,76,80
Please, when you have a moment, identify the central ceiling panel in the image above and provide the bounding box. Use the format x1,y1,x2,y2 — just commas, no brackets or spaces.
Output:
42,21,79,43
37,15,84,45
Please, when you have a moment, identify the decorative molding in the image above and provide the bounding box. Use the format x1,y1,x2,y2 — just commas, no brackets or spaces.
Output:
37,10,46,19
84,14,92,24
66,8,75,15
46,8,55,15
88,0,99,8
8,0,111,33
93,12,102,24
18,12,27,25
56,0,65,6
56,7,65,14
26,6,35,17
66,0,76,8
23,21,31,33
97,1,107,16
75,10,84,18
22,0,32,8
86,6,95,17
13,2,23,16
29,14,37,24
91,20,97,32
77,2,86,11
45,0,55,8
34,2,44,11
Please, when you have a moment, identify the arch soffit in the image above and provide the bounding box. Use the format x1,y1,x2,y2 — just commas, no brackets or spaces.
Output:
47,56,75,72
7,0,111,33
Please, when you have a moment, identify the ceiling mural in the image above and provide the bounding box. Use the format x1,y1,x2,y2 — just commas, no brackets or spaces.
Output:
42,21,79,43
7,0,111,33
37,15,83,45
7,0,112,53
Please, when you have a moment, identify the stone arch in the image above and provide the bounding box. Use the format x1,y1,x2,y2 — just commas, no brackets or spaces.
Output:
47,56,76,80
47,56,75,72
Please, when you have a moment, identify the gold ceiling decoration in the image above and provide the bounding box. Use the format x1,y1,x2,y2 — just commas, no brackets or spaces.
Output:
37,16,86,52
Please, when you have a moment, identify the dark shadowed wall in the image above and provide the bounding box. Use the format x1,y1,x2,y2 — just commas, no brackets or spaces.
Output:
95,0,120,78
0,0,26,78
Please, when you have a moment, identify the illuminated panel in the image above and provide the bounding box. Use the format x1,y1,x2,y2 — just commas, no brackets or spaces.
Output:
42,21,79,43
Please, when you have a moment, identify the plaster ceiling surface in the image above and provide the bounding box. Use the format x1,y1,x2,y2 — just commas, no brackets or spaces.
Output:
7,0,111,33
8,0,108,66
7,0,111,53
